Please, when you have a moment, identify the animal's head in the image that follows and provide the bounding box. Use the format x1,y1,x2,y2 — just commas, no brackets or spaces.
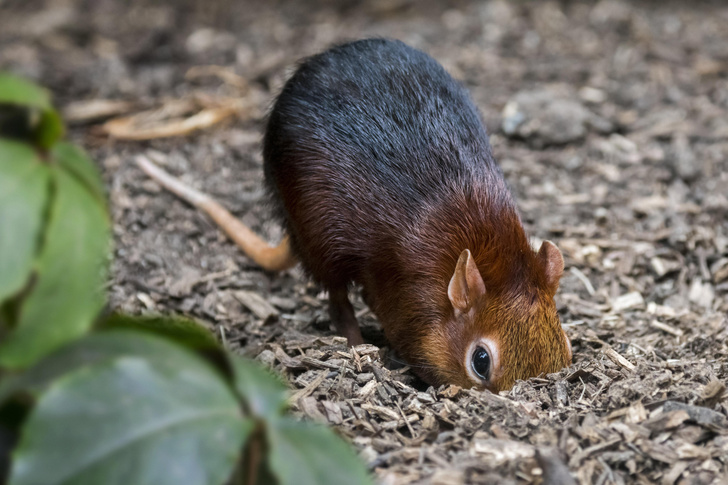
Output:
421,241,571,392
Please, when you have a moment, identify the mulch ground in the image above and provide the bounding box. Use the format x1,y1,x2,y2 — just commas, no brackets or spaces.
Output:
2,0,727,483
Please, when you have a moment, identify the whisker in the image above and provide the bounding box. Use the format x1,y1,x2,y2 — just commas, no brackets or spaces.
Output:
385,355,440,370
384,355,464,382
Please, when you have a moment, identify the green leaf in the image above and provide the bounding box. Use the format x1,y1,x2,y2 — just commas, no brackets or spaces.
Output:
100,314,221,352
0,140,49,304
0,167,110,368
34,108,64,151
267,419,373,485
0,330,206,403
52,142,105,205
0,73,64,148
0,74,52,111
230,356,288,420
9,335,251,485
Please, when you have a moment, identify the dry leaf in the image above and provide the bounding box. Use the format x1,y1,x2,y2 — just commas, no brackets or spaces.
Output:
104,104,238,140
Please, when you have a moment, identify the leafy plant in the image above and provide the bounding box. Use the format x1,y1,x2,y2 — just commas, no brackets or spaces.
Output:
0,73,372,485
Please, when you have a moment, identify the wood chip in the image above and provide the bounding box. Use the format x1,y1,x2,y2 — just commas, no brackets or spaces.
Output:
569,439,621,467
471,439,535,465
650,320,684,337
536,447,576,485
602,347,636,371
699,380,726,408
272,345,304,369
358,379,378,398
661,461,691,485
185,65,249,91
610,291,645,312
688,278,714,308
570,267,596,295
136,292,155,310
234,290,279,321
321,400,344,424
289,372,327,403
646,302,678,318
643,410,690,432
361,402,401,421
298,396,327,422
710,258,728,283
663,401,728,430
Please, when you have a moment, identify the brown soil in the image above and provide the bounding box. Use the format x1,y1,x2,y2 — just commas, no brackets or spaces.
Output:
2,1,727,483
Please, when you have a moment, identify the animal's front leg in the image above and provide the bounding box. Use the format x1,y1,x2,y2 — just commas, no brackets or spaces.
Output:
328,287,364,346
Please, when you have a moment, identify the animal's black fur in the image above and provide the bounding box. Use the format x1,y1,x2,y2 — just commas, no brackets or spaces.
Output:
263,38,516,290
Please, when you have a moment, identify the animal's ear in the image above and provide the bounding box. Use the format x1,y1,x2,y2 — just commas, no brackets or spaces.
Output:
448,249,486,314
537,240,564,295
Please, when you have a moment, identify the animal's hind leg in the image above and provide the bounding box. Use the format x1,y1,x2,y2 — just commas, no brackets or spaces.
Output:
328,287,364,346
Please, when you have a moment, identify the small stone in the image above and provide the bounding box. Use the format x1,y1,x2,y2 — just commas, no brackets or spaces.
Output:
430,468,465,485
688,279,714,308
256,349,276,367
358,446,378,466
501,87,610,146
670,134,698,182
579,86,607,103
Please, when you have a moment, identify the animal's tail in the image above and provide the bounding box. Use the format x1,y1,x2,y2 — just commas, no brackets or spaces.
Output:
136,155,296,272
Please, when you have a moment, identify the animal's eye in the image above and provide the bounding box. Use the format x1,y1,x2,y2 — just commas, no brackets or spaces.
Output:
471,346,490,380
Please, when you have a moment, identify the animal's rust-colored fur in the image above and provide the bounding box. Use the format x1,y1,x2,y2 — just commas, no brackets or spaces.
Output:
359,184,570,391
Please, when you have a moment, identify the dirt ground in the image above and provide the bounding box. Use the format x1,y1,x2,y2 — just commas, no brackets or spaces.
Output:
2,0,728,483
